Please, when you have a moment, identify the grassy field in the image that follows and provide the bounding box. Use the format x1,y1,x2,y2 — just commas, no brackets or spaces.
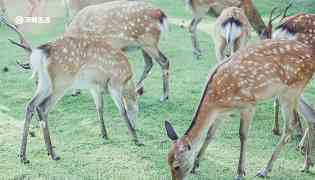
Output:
1,0,315,180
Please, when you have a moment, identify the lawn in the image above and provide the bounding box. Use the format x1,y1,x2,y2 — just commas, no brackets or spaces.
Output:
0,0,315,180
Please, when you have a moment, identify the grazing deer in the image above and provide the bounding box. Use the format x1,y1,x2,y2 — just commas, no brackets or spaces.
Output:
212,7,250,61
185,0,266,58
63,0,116,25
165,38,315,180
270,12,315,136
1,17,142,163
65,0,170,102
274,12,315,160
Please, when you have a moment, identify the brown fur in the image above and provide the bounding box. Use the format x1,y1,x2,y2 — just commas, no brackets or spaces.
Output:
166,39,315,180
66,0,170,101
186,0,265,58
17,33,142,163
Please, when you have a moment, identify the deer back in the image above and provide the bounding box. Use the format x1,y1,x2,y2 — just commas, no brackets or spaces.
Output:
66,1,165,49
206,40,315,107
42,34,132,89
275,13,315,48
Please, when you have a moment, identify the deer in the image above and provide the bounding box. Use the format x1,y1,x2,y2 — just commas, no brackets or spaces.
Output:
273,12,315,156
1,17,143,164
165,37,315,180
185,0,266,59
263,9,315,137
63,0,116,26
212,6,251,61
256,3,304,137
65,0,170,102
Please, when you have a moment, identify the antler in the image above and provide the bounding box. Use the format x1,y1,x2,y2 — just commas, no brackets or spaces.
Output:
260,7,280,39
0,17,32,52
279,2,293,22
261,2,294,39
0,17,32,69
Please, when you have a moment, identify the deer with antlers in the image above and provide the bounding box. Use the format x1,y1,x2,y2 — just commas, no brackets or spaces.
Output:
212,7,251,61
1,17,143,163
165,35,315,179
185,0,266,58
274,12,315,159
263,8,315,137
65,0,170,102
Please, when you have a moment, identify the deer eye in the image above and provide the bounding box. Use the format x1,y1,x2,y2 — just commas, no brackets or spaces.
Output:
174,166,180,171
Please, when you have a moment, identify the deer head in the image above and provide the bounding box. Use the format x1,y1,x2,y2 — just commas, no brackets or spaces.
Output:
165,121,194,180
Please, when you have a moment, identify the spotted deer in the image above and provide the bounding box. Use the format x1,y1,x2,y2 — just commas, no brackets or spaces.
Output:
185,0,266,58
63,0,116,25
273,13,315,163
1,17,142,163
65,0,170,102
165,38,315,180
267,12,315,136
212,7,250,61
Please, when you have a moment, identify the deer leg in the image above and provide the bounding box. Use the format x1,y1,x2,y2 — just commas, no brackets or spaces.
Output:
90,88,109,142
236,107,255,180
143,47,170,102
109,85,142,146
71,90,81,96
20,93,49,163
273,98,281,136
257,98,296,177
298,128,309,155
36,96,60,161
302,124,315,172
294,110,304,138
192,120,220,173
135,50,154,96
189,17,202,59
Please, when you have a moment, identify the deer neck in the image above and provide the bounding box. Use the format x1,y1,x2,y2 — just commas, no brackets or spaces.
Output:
183,93,219,155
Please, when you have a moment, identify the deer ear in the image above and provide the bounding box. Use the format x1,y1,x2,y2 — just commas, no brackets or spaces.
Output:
165,120,178,141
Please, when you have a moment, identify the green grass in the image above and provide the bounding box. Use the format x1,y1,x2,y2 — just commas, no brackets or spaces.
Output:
0,0,315,180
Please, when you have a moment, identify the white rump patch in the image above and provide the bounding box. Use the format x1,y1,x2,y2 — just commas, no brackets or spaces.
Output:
273,28,296,40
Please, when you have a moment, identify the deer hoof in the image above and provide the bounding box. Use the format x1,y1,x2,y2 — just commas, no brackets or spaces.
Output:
134,139,144,146
160,96,169,102
234,175,242,180
193,49,202,60
256,170,267,178
52,156,61,161
136,86,144,96
20,157,30,164
29,131,36,137
301,168,310,173
272,128,281,136
71,90,81,97
191,161,200,174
